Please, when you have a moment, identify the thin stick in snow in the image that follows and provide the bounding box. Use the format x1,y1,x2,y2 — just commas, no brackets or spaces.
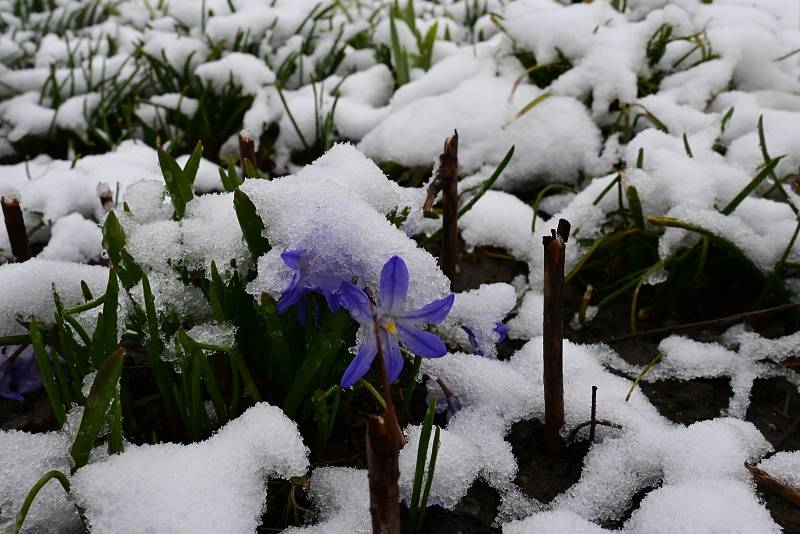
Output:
542,218,570,458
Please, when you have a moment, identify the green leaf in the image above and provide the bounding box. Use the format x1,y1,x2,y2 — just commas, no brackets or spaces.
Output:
70,347,124,471
13,470,72,534
96,268,119,366
721,157,783,215
233,188,270,259
220,160,242,192
102,211,126,266
282,309,350,418
389,13,410,85
626,185,645,230
157,146,193,219
417,21,437,71
183,141,204,188
257,294,293,387
29,317,66,426
409,398,437,530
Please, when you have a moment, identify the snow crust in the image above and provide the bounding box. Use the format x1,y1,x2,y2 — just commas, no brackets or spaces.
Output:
71,403,308,534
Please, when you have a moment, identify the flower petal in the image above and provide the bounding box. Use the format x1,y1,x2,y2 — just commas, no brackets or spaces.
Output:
396,293,455,325
320,288,340,313
341,333,378,388
338,281,373,323
381,330,404,383
494,321,509,343
461,324,484,356
276,273,304,314
396,323,447,358
380,256,409,312
280,248,305,270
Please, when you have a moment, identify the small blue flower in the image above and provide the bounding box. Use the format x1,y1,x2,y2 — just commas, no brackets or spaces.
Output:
0,345,43,401
494,321,509,343
277,248,340,316
338,255,454,388
461,321,509,357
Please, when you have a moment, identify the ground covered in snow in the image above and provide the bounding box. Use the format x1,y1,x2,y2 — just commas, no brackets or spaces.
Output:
2,0,800,533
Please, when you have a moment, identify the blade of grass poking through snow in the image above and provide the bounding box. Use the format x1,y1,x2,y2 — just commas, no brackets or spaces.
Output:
157,144,198,220
109,390,123,455
415,425,440,533
94,268,119,367
565,228,639,284
630,261,664,334
389,10,410,85
409,398,437,532
283,310,350,418
233,189,270,259
422,146,514,246
219,161,242,192
625,352,663,401
720,156,783,215
532,184,576,232
70,347,124,471
29,316,66,426
757,116,799,215
178,329,228,425
416,21,437,70
13,470,74,534
515,92,551,119
626,185,645,230
276,85,311,152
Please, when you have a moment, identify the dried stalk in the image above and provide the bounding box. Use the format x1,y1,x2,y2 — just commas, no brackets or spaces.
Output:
589,385,598,443
746,463,800,508
366,313,404,534
542,218,570,458
608,302,800,344
424,131,459,284
1,195,31,262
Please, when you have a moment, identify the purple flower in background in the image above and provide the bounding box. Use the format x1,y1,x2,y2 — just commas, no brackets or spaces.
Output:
461,321,509,357
277,248,340,315
0,345,42,400
461,324,484,356
494,321,509,343
338,256,454,388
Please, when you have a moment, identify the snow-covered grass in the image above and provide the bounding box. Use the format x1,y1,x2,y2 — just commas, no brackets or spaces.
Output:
2,0,800,532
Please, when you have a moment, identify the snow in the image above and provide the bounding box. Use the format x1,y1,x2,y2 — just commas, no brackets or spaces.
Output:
0,259,108,336
0,430,80,533
195,53,276,96
0,0,799,530
38,213,103,263
284,467,370,534
758,451,800,490
242,151,451,310
71,403,309,534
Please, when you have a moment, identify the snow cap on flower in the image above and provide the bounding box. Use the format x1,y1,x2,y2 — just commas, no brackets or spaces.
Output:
338,255,454,388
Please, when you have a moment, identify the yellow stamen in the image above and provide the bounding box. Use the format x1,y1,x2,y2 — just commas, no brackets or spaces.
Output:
385,320,398,334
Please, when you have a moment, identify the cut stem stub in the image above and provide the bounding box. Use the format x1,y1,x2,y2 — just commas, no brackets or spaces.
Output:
542,218,570,458
1,195,32,262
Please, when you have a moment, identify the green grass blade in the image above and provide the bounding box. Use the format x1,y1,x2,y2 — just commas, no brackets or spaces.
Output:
720,157,783,215
409,398,437,529
233,188,270,259
70,347,124,471
29,317,66,426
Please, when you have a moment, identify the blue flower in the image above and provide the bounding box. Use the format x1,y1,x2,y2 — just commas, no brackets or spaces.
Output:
338,255,454,388
277,248,340,317
494,321,509,343
0,345,43,401
461,321,509,357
